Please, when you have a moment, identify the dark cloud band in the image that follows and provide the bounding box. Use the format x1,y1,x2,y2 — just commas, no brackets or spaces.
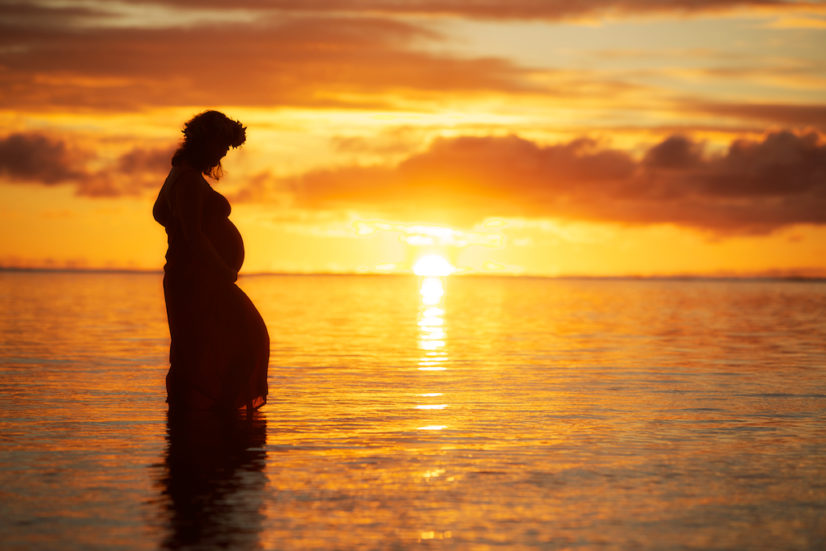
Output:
285,131,826,234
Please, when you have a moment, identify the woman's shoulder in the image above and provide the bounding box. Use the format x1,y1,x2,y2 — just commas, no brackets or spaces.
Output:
167,163,208,194
169,162,206,182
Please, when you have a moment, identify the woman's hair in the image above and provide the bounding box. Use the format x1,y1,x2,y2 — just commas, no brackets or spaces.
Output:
171,110,246,179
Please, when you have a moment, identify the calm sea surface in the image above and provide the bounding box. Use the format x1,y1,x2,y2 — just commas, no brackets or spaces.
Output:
1,272,825,550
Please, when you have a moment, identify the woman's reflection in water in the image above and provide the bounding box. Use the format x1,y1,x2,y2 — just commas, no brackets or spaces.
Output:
156,410,268,550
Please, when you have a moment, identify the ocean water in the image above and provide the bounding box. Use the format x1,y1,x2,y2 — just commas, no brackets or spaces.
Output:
0,272,825,550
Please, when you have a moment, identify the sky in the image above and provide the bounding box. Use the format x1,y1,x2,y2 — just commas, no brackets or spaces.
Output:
1,0,825,276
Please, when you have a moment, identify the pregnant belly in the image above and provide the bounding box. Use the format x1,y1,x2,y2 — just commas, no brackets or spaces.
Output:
206,217,245,272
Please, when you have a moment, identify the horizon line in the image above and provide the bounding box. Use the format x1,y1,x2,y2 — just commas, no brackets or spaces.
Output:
1,266,824,282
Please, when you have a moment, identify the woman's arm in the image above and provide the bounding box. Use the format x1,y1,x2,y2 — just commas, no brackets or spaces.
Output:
173,170,238,283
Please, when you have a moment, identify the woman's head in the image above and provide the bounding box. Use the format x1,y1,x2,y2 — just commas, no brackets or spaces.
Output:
172,110,246,179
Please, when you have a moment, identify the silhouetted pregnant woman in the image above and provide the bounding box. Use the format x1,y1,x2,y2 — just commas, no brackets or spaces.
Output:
153,111,268,411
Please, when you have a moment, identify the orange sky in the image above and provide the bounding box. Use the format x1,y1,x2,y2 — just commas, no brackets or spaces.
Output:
1,0,825,276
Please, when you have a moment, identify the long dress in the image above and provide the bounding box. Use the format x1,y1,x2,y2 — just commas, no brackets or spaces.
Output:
153,165,269,411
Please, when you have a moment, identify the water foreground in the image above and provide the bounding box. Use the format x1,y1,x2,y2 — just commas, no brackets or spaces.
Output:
1,273,825,549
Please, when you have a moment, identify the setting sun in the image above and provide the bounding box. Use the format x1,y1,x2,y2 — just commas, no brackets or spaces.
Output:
412,254,455,277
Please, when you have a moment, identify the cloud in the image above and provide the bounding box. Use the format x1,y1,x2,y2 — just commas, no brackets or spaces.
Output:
309,0,820,20
0,133,85,184
4,128,824,235
764,15,826,29
0,1,103,29
3,2,823,130
224,171,290,204
116,145,176,175
330,126,433,157
48,1,820,23
281,130,826,234
0,132,175,197
643,135,704,169
79,144,176,198
0,13,542,111
686,101,826,131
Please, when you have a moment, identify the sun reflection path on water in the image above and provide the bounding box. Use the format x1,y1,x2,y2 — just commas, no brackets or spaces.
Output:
417,276,450,432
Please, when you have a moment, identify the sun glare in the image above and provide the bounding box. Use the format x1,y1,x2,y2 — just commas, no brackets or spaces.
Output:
413,254,455,277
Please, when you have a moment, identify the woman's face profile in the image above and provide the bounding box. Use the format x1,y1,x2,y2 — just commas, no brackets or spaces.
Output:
205,138,230,166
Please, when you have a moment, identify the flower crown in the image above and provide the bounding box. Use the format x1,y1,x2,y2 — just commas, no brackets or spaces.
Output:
182,110,246,149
